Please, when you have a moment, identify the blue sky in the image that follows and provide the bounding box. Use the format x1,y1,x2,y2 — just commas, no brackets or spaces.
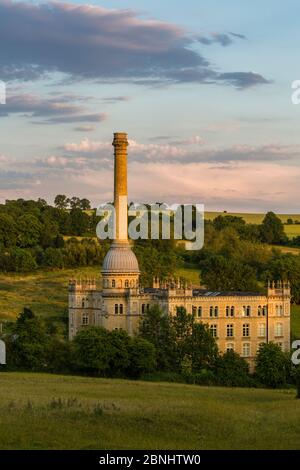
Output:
0,0,300,212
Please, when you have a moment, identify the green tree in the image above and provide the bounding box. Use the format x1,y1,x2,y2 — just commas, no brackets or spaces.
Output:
215,350,250,387
72,327,111,375
255,342,287,388
80,198,91,210
139,305,176,371
260,212,288,245
0,213,17,247
17,214,42,247
127,337,156,378
44,247,64,268
11,248,37,272
7,308,49,370
54,195,69,210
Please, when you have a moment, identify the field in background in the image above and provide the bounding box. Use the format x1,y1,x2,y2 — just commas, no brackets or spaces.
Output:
0,372,299,450
205,211,300,239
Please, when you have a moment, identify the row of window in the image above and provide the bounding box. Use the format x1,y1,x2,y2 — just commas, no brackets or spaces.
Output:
103,279,137,288
209,322,284,339
191,305,270,318
226,342,284,357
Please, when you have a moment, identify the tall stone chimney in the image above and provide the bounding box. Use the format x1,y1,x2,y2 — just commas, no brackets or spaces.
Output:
112,132,128,243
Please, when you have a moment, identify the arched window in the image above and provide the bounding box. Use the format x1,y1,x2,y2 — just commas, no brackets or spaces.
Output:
226,306,230,317
192,306,197,316
142,304,145,315
275,322,283,337
115,304,119,315
214,306,219,317
112,280,116,288
198,306,202,318
81,299,85,308
119,304,123,315
258,306,262,316
125,280,129,288
82,313,89,326
263,306,268,316
230,306,235,317
209,306,214,318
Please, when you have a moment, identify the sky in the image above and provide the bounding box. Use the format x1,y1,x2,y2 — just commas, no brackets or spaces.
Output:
0,0,300,212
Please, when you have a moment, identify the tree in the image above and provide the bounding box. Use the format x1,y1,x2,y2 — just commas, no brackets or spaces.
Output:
80,198,91,210
54,195,69,210
69,197,82,210
17,214,42,247
108,329,131,377
255,343,287,388
200,254,258,292
69,208,90,236
11,248,37,272
0,213,17,247
215,350,250,387
127,337,156,378
260,212,288,245
139,305,176,371
7,308,50,370
44,247,64,268
72,327,111,375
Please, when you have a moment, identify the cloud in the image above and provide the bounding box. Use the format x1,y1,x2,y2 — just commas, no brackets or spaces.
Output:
0,92,108,124
101,96,130,103
73,125,95,132
218,72,271,89
198,33,234,47
0,0,269,89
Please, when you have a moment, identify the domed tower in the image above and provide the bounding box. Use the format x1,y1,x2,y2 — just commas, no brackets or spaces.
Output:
101,132,140,291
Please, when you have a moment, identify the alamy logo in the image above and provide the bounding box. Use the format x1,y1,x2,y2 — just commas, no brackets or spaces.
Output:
291,340,300,365
96,201,204,250
0,339,6,365
0,80,6,105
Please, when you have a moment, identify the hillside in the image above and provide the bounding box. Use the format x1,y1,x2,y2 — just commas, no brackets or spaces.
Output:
205,211,300,239
0,372,299,450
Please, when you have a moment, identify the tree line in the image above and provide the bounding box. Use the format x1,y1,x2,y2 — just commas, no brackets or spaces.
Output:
1,306,300,393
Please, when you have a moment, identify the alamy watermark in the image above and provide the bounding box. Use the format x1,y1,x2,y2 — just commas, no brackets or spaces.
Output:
0,339,6,365
0,80,6,105
96,201,204,251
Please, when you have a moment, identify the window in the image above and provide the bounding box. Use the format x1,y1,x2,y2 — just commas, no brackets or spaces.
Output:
142,304,145,315
81,299,85,308
197,306,202,318
119,304,123,315
82,313,89,326
210,306,218,317
192,306,197,316
277,305,284,316
275,322,283,337
112,280,116,288
125,280,129,288
263,306,267,316
147,304,150,312
227,324,234,338
242,306,251,317
258,306,262,316
210,325,218,338
115,304,119,315
242,343,251,357
210,306,214,318
226,343,234,352
258,323,266,337
214,307,219,317
277,342,283,350
243,324,250,337
226,306,234,317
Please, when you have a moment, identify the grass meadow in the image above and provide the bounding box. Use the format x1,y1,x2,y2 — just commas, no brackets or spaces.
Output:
0,372,299,450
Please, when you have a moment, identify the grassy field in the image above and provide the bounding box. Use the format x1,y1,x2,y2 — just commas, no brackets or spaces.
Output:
0,372,299,450
205,211,300,239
